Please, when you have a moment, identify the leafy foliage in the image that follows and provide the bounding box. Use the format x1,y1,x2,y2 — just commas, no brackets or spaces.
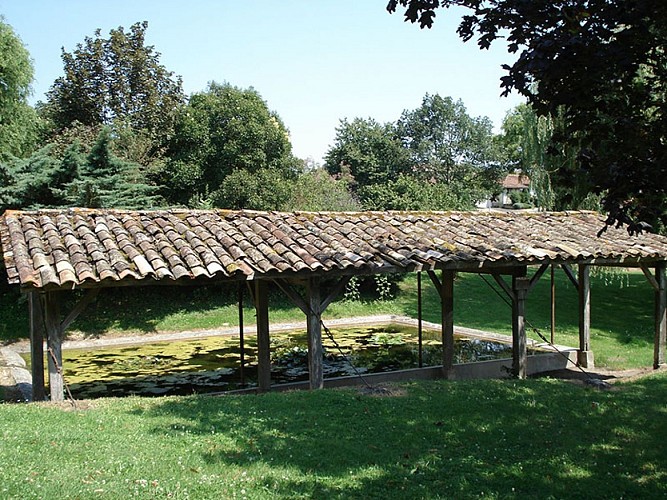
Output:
64,128,163,208
159,82,299,208
0,18,40,159
324,117,411,191
40,21,185,158
284,168,361,212
359,173,464,210
0,128,163,211
0,145,63,209
388,0,667,234
501,105,606,212
212,168,292,211
325,94,503,210
397,94,502,202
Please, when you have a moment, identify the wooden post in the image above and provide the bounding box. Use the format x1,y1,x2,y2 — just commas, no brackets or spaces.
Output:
254,280,271,392
441,271,455,378
44,292,64,401
28,292,45,401
578,264,594,368
274,276,350,389
417,271,423,368
512,277,530,379
307,277,324,389
427,270,455,378
550,264,556,345
655,262,666,369
238,282,245,387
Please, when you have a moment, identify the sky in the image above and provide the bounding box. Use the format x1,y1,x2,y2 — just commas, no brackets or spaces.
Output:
1,0,525,164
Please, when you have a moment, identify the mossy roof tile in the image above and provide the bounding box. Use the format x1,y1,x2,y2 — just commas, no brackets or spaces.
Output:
2,209,667,290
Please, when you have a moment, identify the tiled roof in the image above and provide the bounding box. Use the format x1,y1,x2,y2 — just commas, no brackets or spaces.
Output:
1,208,666,291
502,173,531,189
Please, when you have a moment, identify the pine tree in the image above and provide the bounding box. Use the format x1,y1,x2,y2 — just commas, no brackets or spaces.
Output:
65,128,163,208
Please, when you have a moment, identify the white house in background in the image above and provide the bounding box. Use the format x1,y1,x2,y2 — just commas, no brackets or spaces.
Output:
477,172,533,209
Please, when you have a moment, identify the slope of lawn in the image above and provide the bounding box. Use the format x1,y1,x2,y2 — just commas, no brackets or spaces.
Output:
0,269,664,498
1,373,667,499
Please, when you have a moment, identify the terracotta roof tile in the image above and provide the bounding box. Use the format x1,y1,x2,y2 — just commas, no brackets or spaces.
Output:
2,209,667,290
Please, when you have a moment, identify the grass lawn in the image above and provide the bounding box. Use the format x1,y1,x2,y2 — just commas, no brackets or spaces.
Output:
1,373,667,499
0,269,664,498
0,267,658,370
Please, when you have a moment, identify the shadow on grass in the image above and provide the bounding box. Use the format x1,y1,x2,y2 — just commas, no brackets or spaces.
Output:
134,376,667,498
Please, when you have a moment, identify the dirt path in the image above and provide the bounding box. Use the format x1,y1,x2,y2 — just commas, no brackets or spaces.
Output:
535,366,666,386
3,314,407,354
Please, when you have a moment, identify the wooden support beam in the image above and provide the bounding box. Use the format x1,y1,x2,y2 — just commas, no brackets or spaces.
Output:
492,273,515,302
427,270,455,377
275,276,350,314
578,264,594,368
550,264,556,345
27,288,100,401
655,262,666,369
641,264,660,291
254,280,271,392
60,289,99,332
307,277,324,389
321,275,351,311
527,263,549,292
417,272,423,368
246,281,256,306
426,270,442,297
274,279,308,314
441,271,455,378
274,276,350,390
28,292,45,401
512,277,530,379
560,263,579,289
44,292,64,401
491,264,542,299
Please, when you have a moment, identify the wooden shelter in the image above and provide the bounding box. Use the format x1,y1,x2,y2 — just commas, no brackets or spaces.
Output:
1,208,666,401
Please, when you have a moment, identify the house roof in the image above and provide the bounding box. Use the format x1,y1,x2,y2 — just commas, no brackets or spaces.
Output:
1,208,666,291
502,173,531,189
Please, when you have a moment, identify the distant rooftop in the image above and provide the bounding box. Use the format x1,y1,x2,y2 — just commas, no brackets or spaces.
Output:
502,173,531,189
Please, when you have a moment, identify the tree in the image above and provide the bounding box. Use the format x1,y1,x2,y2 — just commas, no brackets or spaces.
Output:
210,168,292,211
159,82,299,208
359,173,463,210
499,105,557,211
284,168,361,212
324,95,501,210
65,128,163,208
0,18,40,159
387,0,667,234
396,94,503,205
0,128,164,212
324,117,411,192
0,146,61,210
500,104,604,212
40,21,185,159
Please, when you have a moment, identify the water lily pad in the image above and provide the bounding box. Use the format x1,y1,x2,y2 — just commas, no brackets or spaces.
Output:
58,323,523,399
